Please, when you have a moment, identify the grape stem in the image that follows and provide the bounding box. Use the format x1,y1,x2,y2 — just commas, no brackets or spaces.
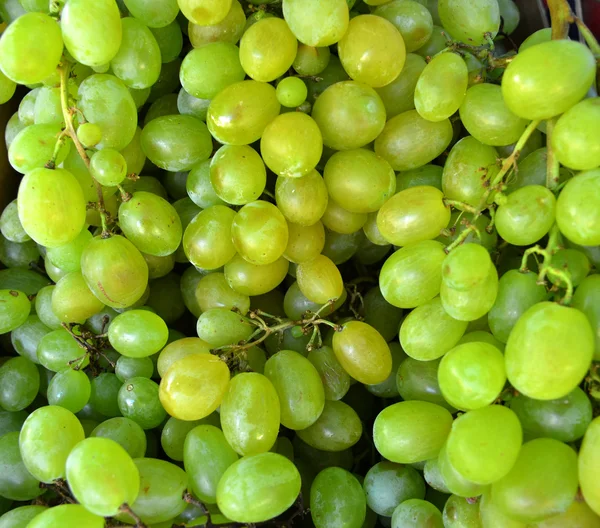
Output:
119,504,147,528
574,17,600,58
39,479,76,504
57,61,110,238
545,118,561,190
547,0,574,39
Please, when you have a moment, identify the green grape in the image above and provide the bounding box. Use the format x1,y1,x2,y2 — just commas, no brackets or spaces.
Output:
0,430,43,500
441,263,498,321
438,0,499,44
325,229,366,265
91,417,147,458
25,504,104,528
0,289,29,336
321,200,367,235
375,53,427,118
0,235,40,269
579,416,600,517
128,86,152,109
33,86,62,126
556,169,600,247
85,306,118,335
35,286,61,330
401,295,467,360
504,148,553,193
47,368,91,413
159,353,230,421
573,275,600,360
220,372,280,455
379,240,446,309
5,112,26,152
9,123,69,175
0,505,47,528
375,110,453,171
284,221,325,264
424,457,451,494
197,308,255,347
506,302,593,400
224,254,289,297
364,462,426,517
162,414,218,462
186,160,225,208
374,401,452,463
502,40,595,120
551,97,600,171
0,201,30,244
207,80,280,145
491,438,578,523
108,309,169,358
171,198,201,263
180,267,207,317
311,81,386,151
11,315,48,363
391,499,443,528
123,0,178,27
509,387,592,443
414,52,467,122
294,254,341,304
179,0,231,25
547,248,590,289
361,286,403,342
194,271,249,313
374,0,433,52
296,400,361,452
518,27,551,52
415,24,449,57
479,491,526,528
143,252,175,280
19,405,85,483
89,150,126,188
533,499,600,528
217,452,300,523
283,281,345,321
276,76,307,107
0,70,16,105
78,74,138,151
180,42,245,99
38,328,92,372
283,0,348,46
151,21,183,63
338,15,405,88
293,44,330,76
442,494,481,528
397,356,454,411
442,243,492,291
51,271,104,323
0,357,39,412
0,268,50,295
0,13,62,84
438,442,486,498
459,83,528,146
188,0,245,47
117,377,165,428
46,228,92,274
115,355,154,382
442,136,499,207
66,437,140,516
119,128,146,176
89,373,122,417
147,57,181,103
438,342,505,410
307,345,351,401
157,337,211,378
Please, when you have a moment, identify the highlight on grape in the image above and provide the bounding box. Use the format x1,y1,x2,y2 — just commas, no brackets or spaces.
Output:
0,0,599,526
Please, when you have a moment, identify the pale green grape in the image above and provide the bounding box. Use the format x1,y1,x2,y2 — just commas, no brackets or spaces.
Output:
143,252,175,280
556,169,600,247
283,0,349,47
519,27,551,52
11,315,50,363
376,53,427,118
0,357,38,412
162,413,219,461
47,368,91,413
392,499,443,528
0,505,47,528
78,74,138,150
491,438,578,523
91,417,147,458
0,235,40,269
379,240,446,309
159,353,230,420
547,248,590,288
224,254,288,297
26,504,104,528
311,81,386,151
178,0,232,26
19,405,85,483
0,13,63,84
375,110,453,171
220,372,280,455
124,0,179,28
207,80,280,145
0,201,29,243
373,401,452,463
186,160,226,208
217,452,301,523
66,437,140,516
321,200,367,235
296,400,362,452
120,127,146,176
572,275,600,360
188,0,245,47
501,40,595,120
307,345,351,401
442,243,492,291
374,0,433,52
579,416,600,516
284,221,325,264
108,309,169,358
442,494,481,528
89,373,122,417
0,70,16,104
338,15,406,88
115,356,154,381
296,254,343,304
33,86,62,125
0,290,30,335
180,42,245,99
81,235,149,309
438,0,499,44
35,286,62,329
9,123,70,174
275,170,328,226
400,296,467,361
293,44,330,76
276,76,307,107
505,302,594,400
51,271,105,323
46,228,92,273
195,271,250,313
0,267,50,295
151,21,183,63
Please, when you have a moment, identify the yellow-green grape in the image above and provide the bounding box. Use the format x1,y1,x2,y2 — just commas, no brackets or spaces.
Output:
296,254,343,304
307,345,351,401
186,159,226,209
183,205,237,269
220,372,280,455
240,17,297,82
224,254,289,296
442,243,493,291
579,416,600,516
207,80,280,145
195,271,250,314
108,309,169,358
282,0,349,46
376,53,426,119
0,13,63,84
178,0,232,25
17,168,86,248
188,0,245,47
9,123,70,175
217,452,301,523
120,127,146,176
51,272,105,324
415,52,468,122
264,349,325,430
293,44,330,76
0,506,47,528
47,368,91,414
324,149,395,213
373,401,453,463
90,149,127,186
19,405,85,483
529,498,600,528
157,337,211,378
80,235,149,309
276,77,308,108
322,229,363,265
284,221,325,264
505,302,594,400
365,342,405,399
26,505,104,528
232,201,289,265
0,357,39,413
275,170,329,226
210,145,266,205
123,0,179,28
159,354,230,421
374,110,453,171
338,15,406,88
392,499,443,528
0,200,30,243
33,86,62,126
198,309,252,347
321,199,367,235
143,252,175,280
332,320,392,385
151,22,183,63
374,0,434,52
311,81,386,151
438,0,499,44
379,240,446,309
0,70,16,105
441,264,498,322
0,289,30,334
260,112,322,178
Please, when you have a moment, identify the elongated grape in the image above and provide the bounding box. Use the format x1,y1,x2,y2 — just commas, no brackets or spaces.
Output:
307,345,351,402
374,0,433,52
51,271,105,324
438,0,499,44
284,222,325,264
283,0,348,47
0,235,40,269
26,505,104,528
0,505,47,528
275,169,328,226
376,53,426,118
91,417,147,458
37,328,89,372
0,289,29,335
47,368,91,413
0,431,42,500
392,499,443,528
195,271,250,313
188,0,245,47
161,414,219,462
0,356,39,412
579,416,600,516
296,254,343,304
195,307,253,347
9,123,69,175
0,200,30,243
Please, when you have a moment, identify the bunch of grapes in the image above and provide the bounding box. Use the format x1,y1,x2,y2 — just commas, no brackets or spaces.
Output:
0,0,599,526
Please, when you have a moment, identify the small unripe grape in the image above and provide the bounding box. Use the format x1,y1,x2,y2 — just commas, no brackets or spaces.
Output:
77,123,102,148
90,149,127,186
276,77,307,108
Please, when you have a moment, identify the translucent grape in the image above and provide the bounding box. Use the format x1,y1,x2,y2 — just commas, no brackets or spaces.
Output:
374,0,433,52
391,499,443,528
26,504,104,528
0,70,16,105
162,413,218,462
186,160,225,208
284,221,325,264
35,286,62,330
51,271,105,324
438,0,499,44
396,356,453,411
188,0,245,47
9,123,70,175
0,290,30,335
151,22,183,63
47,368,91,413
194,271,249,313
124,0,179,28
276,76,307,107
0,356,39,413
91,417,147,458
307,345,351,401
283,0,348,47
579,416,600,516
296,254,343,304
0,267,50,295
224,254,288,297
108,309,169,358
321,200,366,235
178,0,232,26
11,315,50,363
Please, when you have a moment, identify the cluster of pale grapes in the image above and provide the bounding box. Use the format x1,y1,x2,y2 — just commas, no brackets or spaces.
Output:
0,0,599,526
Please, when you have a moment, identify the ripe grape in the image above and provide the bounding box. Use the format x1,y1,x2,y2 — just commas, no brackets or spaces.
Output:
374,0,434,52
283,0,349,47
572,274,600,360
284,222,325,264
9,123,69,174
307,345,351,402
0,290,30,335
391,499,443,528
188,0,245,47
579,416,600,516
178,0,232,26
0,431,43,501
276,76,308,107
91,417,147,458
438,0,500,45
26,504,104,528
47,368,91,414
124,0,179,28
151,21,184,63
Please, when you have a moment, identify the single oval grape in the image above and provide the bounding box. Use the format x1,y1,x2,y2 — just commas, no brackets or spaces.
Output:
579,416,600,517
438,0,500,44
26,504,104,528
91,417,147,458
89,149,127,187
374,0,433,52
296,254,344,305
307,345,351,402
0,289,30,335
396,357,453,411
376,53,427,118
0,431,43,501
47,368,91,414
118,377,166,430
179,0,232,26
276,76,307,107
283,0,349,47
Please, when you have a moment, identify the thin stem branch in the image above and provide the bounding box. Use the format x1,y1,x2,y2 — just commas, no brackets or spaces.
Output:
545,118,560,190
574,17,600,57
119,504,147,528
547,0,574,39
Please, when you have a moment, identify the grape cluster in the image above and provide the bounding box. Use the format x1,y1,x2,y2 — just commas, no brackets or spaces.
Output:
0,0,599,527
